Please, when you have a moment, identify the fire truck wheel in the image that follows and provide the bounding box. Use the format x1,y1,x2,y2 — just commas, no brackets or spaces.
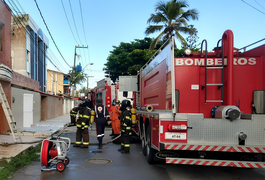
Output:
64,157,70,165
146,126,156,164
141,128,147,156
56,162,66,172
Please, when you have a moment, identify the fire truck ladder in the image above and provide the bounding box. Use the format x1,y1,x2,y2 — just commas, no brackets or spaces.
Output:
0,83,22,142
201,39,224,104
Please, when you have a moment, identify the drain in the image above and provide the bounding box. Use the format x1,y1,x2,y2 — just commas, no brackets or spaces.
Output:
86,158,112,164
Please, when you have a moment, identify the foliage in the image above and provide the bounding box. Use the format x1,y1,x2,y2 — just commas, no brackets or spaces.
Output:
174,33,201,57
103,38,165,82
68,68,87,87
0,144,41,180
145,0,199,50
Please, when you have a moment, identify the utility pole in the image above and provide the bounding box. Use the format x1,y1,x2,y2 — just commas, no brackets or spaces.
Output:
72,45,88,100
87,75,94,89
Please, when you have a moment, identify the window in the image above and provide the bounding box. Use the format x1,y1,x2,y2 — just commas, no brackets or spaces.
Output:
0,21,4,51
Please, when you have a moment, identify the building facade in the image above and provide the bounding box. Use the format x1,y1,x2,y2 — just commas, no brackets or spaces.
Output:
0,0,12,134
11,14,49,92
47,69,64,95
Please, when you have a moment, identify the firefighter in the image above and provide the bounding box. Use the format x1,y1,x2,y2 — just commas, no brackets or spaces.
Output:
118,100,132,153
109,99,121,138
73,99,91,148
69,107,78,126
94,99,110,149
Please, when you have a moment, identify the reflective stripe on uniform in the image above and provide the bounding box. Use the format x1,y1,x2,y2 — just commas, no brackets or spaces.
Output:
125,116,131,119
121,143,124,145
83,115,90,119
76,141,81,144
84,125,89,128
124,144,130,147
83,142,89,145
126,127,131,130
97,134,104,137
123,123,127,126
76,124,82,128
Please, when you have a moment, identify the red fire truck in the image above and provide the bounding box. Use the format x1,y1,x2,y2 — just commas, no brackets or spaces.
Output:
124,30,265,168
88,78,134,111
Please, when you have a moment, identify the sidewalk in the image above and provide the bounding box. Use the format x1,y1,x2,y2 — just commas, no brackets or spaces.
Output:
0,114,71,161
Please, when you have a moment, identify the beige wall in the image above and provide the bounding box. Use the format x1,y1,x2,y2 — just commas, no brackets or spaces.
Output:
11,26,27,76
47,69,64,95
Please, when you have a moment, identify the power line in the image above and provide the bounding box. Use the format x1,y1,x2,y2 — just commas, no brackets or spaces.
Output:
33,0,72,68
9,0,68,73
60,0,79,45
241,0,265,15
254,0,265,10
69,0,83,45
79,0,88,45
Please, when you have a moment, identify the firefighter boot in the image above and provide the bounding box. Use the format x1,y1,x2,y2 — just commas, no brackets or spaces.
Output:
118,145,124,152
98,138,103,149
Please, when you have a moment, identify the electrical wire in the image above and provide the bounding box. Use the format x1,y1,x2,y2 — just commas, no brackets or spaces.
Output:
33,0,72,68
241,0,265,15
60,0,79,45
79,0,88,45
68,0,83,45
10,0,68,73
254,0,265,10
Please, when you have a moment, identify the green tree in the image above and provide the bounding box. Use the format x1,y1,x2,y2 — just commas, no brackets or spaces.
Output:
103,38,164,82
145,0,199,50
68,69,87,87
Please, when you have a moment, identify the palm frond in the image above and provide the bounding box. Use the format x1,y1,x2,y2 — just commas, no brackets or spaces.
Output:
149,31,165,51
147,12,168,24
145,25,164,35
180,9,199,21
174,30,187,47
173,18,188,26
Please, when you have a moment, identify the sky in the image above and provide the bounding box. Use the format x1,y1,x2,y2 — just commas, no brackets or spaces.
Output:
5,0,265,90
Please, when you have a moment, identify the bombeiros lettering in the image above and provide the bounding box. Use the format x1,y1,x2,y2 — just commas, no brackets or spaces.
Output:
175,58,257,66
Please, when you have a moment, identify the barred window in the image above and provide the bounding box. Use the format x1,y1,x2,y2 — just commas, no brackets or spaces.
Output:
0,21,4,51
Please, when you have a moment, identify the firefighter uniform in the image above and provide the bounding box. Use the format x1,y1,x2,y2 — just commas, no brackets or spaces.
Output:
110,100,121,136
74,100,91,148
94,99,110,149
118,100,132,153
69,107,78,126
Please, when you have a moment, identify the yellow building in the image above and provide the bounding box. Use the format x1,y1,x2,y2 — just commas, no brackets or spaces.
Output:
46,69,64,95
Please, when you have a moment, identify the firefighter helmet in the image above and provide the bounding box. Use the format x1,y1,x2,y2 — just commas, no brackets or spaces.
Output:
115,99,120,104
120,100,131,111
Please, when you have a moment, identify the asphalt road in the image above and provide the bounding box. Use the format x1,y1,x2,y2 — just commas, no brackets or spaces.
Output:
9,125,265,180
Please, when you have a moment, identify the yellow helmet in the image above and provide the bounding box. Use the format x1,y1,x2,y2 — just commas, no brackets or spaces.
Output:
115,99,120,104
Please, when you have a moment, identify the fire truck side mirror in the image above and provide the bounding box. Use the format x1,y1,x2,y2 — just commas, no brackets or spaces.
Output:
123,91,128,97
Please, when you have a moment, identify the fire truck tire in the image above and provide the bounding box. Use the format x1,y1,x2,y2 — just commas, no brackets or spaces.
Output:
141,128,147,156
146,126,156,164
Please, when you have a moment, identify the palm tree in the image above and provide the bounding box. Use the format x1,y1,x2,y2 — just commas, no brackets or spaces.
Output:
145,0,199,50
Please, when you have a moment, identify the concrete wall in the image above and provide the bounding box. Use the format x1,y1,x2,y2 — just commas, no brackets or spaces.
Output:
11,26,26,76
11,87,41,128
11,71,39,90
41,95,62,120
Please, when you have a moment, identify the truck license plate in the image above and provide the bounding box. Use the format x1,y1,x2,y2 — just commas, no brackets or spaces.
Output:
165,132,186,140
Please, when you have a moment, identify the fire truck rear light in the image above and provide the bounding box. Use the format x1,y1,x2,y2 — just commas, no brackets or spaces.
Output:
168,124,187,131
107,104,110,107
107,97,110,99
107,101,110,103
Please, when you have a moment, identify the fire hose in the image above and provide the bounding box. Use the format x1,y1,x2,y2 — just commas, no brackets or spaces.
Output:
0,125,121,146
